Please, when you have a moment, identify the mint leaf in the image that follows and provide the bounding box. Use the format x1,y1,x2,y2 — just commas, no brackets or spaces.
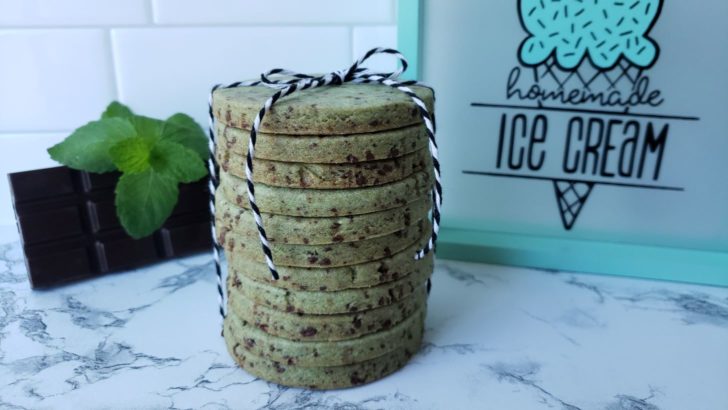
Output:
109,137,152,173
48,102,210,239
48,118,136,173
161,113,209,161
130,115,165,142
115,140,206,238
151,140,208,183
102,101,134,120
115,169,178,238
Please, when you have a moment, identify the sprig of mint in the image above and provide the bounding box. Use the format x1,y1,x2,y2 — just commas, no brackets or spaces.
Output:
48,101,208,239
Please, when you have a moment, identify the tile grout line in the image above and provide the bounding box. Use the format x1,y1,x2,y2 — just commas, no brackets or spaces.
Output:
105,29,122,101
348,25,354,62
0,131,72,137
146,0,157,25
0,22,394,30
146,0,155,24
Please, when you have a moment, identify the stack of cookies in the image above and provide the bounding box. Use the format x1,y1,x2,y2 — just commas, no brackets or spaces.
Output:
212,83,435,389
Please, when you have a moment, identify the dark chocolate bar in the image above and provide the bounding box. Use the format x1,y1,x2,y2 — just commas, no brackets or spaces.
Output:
8,166,212,288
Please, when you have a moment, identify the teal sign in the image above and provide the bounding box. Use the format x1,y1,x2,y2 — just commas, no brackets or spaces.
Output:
398,0,728,285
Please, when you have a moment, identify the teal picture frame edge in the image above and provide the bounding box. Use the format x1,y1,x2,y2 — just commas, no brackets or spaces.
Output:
396,0,728,286
437,227,728,287
396,0,421,81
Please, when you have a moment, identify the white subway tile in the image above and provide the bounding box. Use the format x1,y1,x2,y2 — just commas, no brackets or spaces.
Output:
352,25,398,72
111,26,350,128
0,132,67,225
152,0,394,25
0,0,150,27
0,30,116,132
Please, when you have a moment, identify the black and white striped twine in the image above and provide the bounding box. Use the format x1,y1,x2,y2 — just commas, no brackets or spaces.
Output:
207,47,441,324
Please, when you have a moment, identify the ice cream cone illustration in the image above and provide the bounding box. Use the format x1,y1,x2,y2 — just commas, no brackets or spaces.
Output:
530,56,646,96
553,180,594,230
519,0,662,95
514,0,663,229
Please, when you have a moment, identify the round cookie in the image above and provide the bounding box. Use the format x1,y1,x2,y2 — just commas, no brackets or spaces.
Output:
230,258,432,314
215,122,428,164
215,194,430,245
225,317,423,389
226,283,428,342
216,146,429,189
225,239,433,292
218,219,430,268
224,306,425,367
218,170,432,217
213,83,434,135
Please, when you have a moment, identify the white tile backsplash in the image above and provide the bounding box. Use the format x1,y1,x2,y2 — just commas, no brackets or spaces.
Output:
0,29,116,132
152,0,394,25
0,133,68,224
0,1,397,225
0,0,150,27
112,26,350,127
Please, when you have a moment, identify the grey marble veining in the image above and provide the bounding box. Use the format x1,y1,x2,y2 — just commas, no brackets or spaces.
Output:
0,226,726,410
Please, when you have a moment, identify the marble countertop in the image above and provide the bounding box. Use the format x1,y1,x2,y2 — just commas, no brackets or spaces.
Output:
1,225,726,410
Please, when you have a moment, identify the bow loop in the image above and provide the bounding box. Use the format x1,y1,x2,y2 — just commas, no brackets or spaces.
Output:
255,47,410,92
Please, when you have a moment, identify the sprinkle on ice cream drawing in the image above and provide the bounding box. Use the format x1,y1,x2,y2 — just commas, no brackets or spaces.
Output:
467,1,699,231
518,0,662,70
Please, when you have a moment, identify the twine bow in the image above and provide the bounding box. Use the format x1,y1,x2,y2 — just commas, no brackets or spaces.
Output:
207,48,442,319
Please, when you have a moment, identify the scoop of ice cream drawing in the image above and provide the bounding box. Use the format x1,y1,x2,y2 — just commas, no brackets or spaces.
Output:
518,0,662,70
